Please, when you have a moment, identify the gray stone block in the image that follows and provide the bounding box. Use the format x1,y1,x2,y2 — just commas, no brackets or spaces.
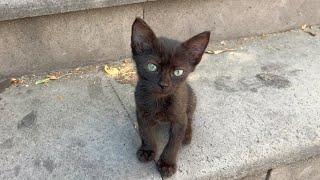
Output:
1,0,320,77
144,0,320,41
0,4,142,77
0,0,152,21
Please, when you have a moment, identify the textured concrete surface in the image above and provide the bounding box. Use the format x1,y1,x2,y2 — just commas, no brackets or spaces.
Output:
144,0,320,41
1,0,320,77
0,73,161,180
269,155,320,180
0,0,153,21
1,28,320,179
0,4,142,77
112,28,320,179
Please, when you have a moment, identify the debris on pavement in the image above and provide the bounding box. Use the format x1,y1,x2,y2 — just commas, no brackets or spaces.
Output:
116,59,137,85
104,65,119,77
205,48,236,55
47,75,59,80
8,77,28,87
104,59,137,85
301,24,317,36
35,78,50,85
10,78,24,86
35,72,71,85
258,33,268,39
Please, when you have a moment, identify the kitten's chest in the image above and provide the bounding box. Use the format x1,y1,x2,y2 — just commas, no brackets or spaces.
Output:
154,98,172,122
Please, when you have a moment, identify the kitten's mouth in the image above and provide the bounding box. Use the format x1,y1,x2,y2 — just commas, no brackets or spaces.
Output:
155,89,172,96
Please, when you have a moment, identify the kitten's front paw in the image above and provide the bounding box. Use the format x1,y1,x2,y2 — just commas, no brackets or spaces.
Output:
156,159,177,177
137,148,155,162
182,129,192,145
182,133,192,145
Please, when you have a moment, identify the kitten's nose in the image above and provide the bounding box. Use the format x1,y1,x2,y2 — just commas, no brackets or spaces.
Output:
158,81,169,89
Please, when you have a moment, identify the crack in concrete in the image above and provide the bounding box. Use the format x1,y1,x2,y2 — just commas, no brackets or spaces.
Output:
108,79,163,180
142,4,145,19
108,79,137,133
265,169,272,180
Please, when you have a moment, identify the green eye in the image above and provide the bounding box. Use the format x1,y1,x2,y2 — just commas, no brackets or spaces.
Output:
174,69,184,76
147,63,157,72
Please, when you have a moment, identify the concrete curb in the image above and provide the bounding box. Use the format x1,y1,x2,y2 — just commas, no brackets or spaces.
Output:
0,0,156,22
1,0,320,77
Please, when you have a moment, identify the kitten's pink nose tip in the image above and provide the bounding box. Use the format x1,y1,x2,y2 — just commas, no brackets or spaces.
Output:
158,81,169,89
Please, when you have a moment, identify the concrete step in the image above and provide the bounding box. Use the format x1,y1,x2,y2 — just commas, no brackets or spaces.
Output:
0,0,155,22
1,0,320,77
1,27,320,179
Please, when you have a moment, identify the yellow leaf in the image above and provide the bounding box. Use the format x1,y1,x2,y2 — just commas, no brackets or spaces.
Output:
35,78,50,85
104,65,119,76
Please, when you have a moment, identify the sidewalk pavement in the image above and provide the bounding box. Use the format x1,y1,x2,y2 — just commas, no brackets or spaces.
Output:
1,27,320,180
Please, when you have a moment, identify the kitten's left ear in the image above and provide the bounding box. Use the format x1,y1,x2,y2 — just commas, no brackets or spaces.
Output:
182,31,210,66
131,18,157,55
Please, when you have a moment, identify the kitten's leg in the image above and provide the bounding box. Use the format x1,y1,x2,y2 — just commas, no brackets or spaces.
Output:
183,115,193,145
136,111,157,162
183,90,196,145
157,115,187,177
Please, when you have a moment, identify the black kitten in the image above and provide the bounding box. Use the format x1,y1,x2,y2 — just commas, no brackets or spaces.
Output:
131,18,210,177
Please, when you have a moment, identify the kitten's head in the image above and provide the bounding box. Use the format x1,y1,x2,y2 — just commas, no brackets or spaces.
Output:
131,18,210,96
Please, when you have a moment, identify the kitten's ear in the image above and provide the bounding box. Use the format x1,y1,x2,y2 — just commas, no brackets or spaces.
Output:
131,17,157,55
182,31,210,65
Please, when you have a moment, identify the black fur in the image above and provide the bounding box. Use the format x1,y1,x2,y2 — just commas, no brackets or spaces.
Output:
131,18,210,177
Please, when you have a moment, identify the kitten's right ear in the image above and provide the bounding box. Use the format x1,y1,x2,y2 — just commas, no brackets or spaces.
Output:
131,18,157,55
182,31,210,66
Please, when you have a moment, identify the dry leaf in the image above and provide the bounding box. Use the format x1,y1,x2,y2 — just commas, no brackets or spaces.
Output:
205,49,236,55
10,78,18,84
301,24,316,36
301,24,310,30
123,59,130,63
103,60,137,85
10,78,23,85
46,75,59,80
58,73,70,79
104,65,119,77
35,78,50,85
305,31,316,36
